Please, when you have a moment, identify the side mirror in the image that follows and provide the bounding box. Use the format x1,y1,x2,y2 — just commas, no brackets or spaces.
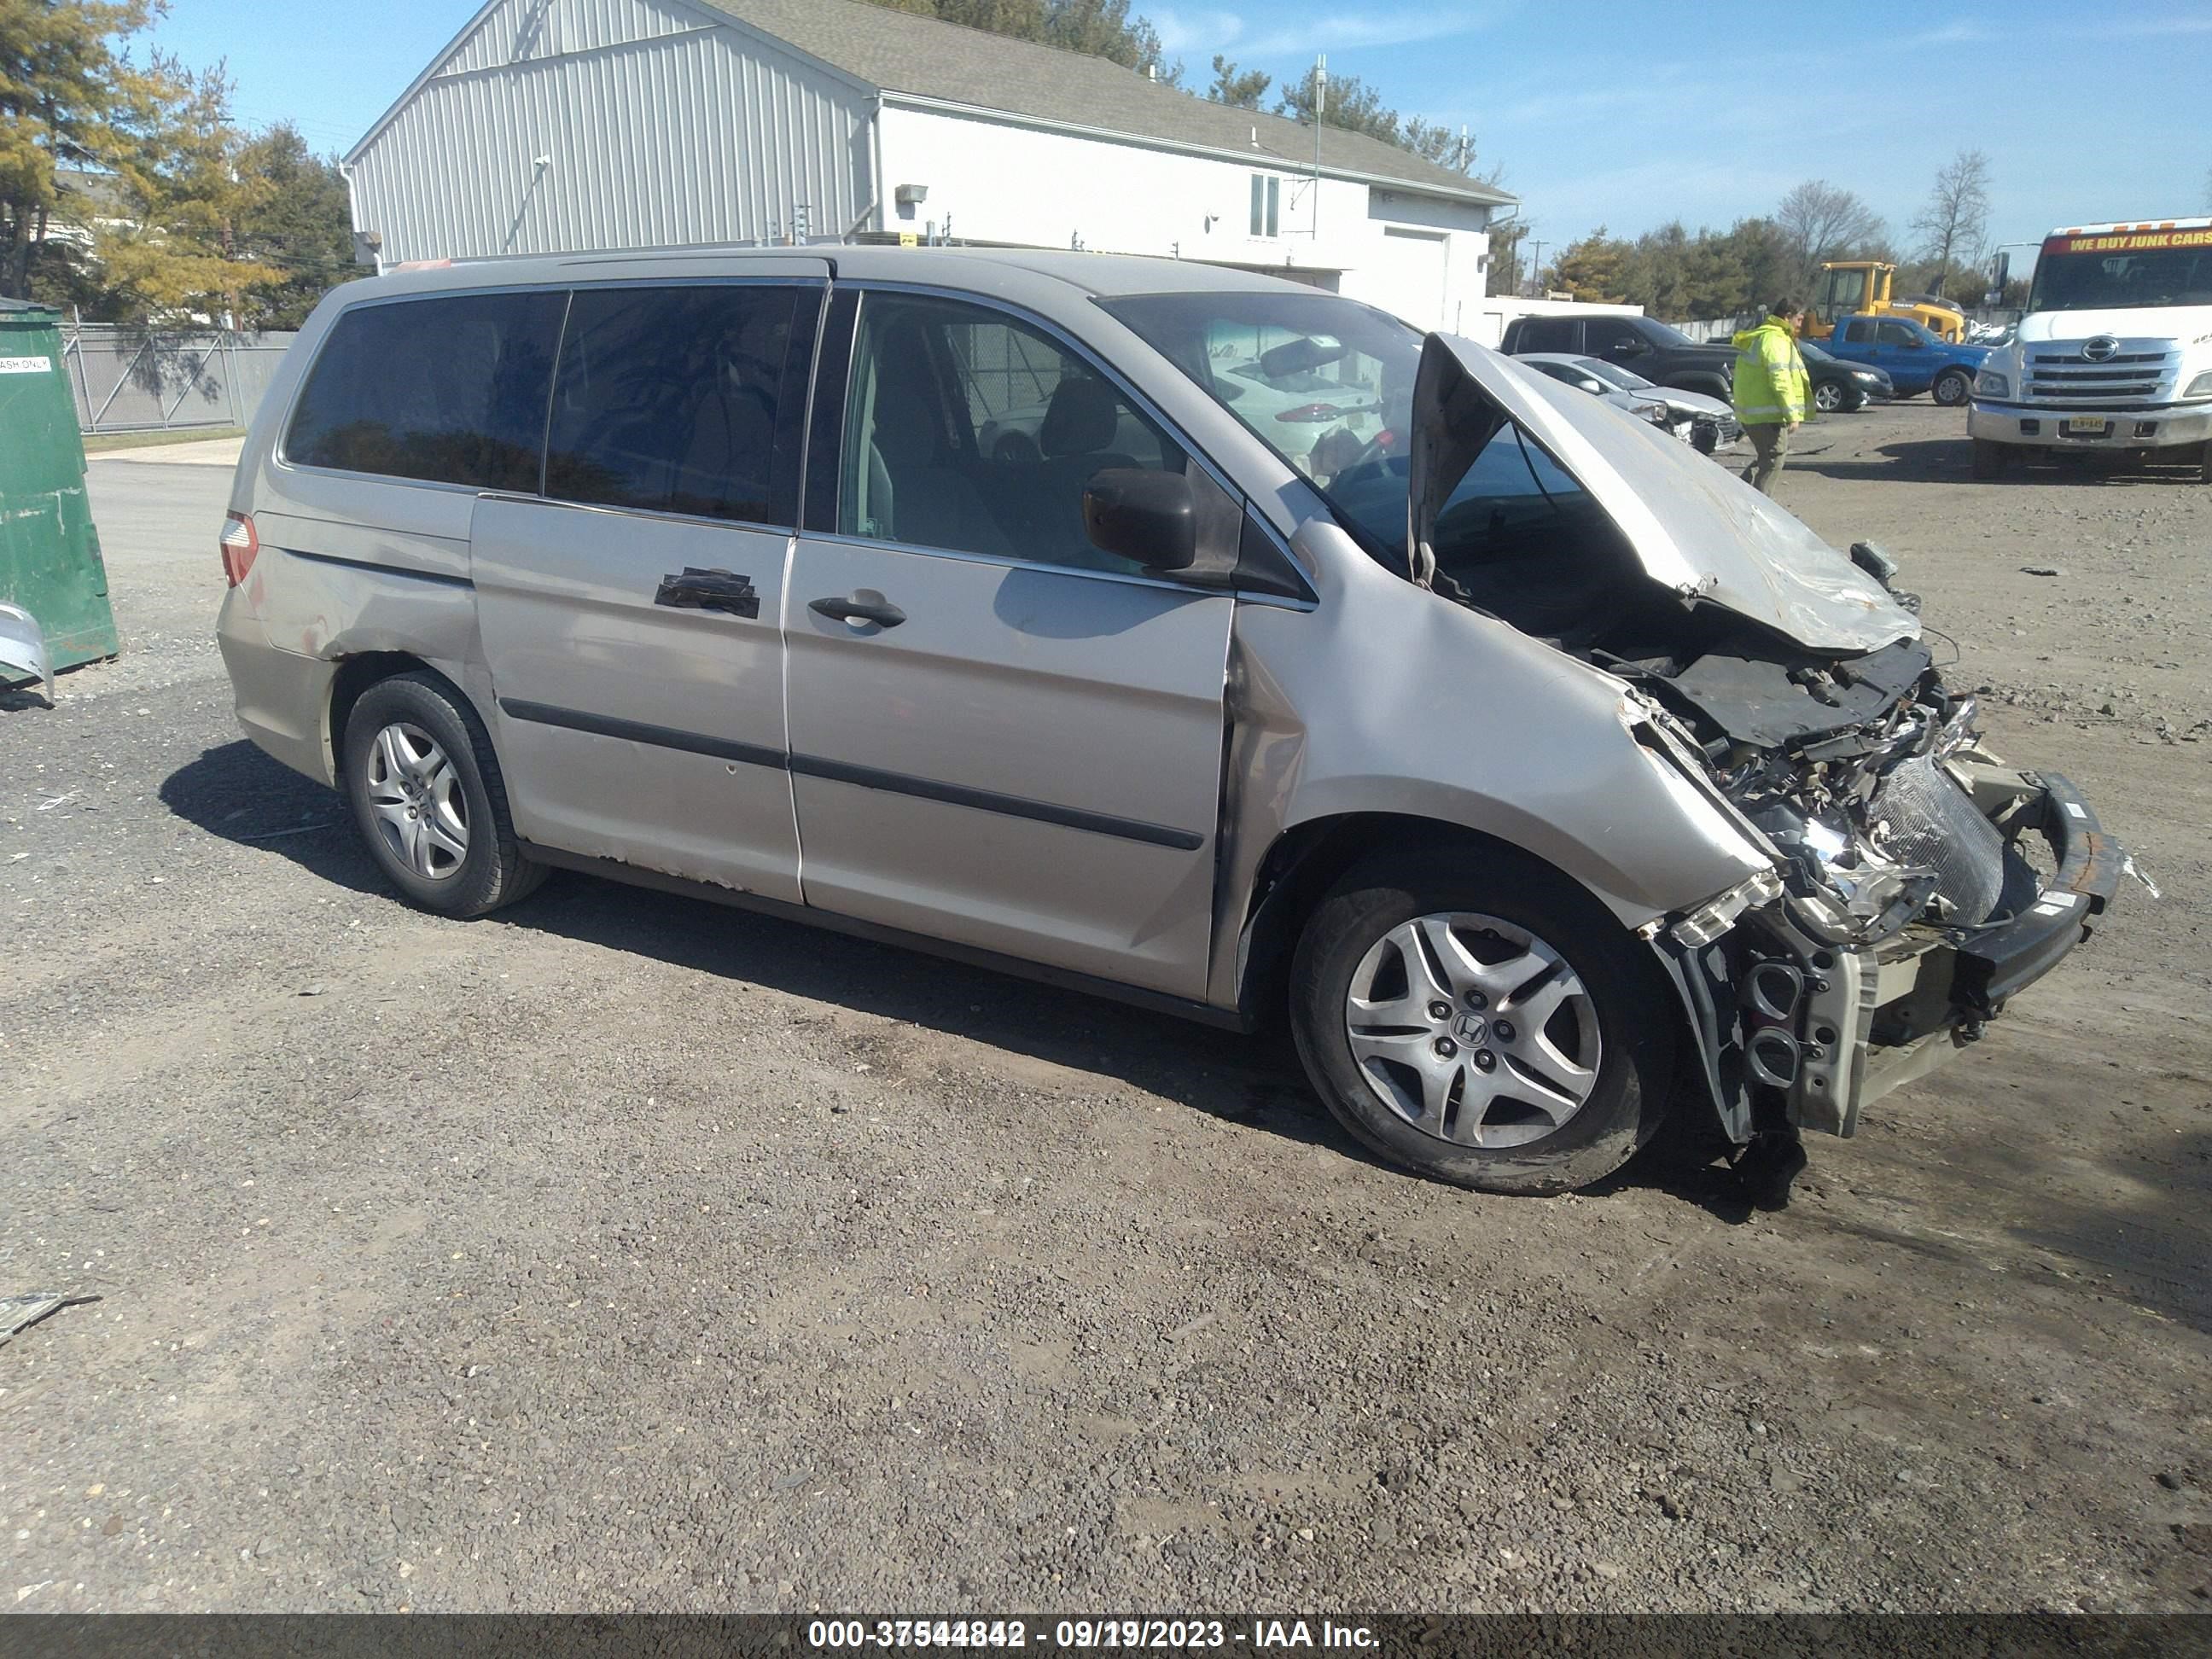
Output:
1903,336,1926,349
1083,469,1196,571
1605,338,1646,357
1576,378,1605,393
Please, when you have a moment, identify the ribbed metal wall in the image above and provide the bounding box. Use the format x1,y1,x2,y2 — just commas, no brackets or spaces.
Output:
351,1,873,263
443,0,700,74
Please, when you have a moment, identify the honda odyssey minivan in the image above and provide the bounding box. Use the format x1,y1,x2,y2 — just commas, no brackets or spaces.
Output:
216,247,2123,1194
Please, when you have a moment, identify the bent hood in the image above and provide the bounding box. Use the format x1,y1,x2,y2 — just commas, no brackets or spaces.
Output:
1407,333,1918,655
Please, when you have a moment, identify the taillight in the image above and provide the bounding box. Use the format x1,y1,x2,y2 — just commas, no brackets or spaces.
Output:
220,511,259,586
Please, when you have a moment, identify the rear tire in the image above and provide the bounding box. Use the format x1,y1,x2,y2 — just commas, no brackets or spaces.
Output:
1289,845,1675,1195
1970,438,2011,480
1932,368,1972,407
341,672,545,918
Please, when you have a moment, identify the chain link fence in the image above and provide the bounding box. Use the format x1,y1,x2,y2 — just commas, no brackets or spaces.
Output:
60,323,298,435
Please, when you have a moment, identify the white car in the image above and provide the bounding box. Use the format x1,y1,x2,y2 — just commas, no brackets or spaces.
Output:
1518,352,1743,454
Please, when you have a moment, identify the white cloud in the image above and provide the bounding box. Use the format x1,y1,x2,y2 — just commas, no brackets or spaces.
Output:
1237,9,1490,56
1150,8,1246,54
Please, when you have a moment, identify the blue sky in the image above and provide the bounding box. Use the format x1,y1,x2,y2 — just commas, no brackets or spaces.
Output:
149,0,2212,259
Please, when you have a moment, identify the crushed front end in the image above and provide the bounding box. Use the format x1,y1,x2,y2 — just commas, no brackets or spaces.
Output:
1627,633,2127,1147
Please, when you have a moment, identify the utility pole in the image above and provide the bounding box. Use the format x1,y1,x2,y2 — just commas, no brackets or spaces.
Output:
1527,240,1547,296
1312,54,1325,242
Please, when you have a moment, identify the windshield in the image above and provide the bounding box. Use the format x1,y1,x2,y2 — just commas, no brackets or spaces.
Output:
1580,358,1657,393
2029,231,2212,311
1098,290,1642,643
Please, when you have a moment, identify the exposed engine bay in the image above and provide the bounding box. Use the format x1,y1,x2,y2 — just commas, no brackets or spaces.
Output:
1587,591,2122,1148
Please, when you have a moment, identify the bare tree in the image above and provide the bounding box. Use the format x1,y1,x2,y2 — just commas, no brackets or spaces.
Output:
1774,180,1887,285
1911,148,1992,298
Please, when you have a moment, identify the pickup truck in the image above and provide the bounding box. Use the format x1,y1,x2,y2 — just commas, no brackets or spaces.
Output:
1499,312,1735,402
1822,313,1989,405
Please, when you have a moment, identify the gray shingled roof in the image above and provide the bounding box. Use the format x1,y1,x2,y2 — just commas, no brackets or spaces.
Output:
701,0,1512,207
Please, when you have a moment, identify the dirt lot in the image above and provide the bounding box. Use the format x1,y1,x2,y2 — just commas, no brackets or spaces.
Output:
3,404,2208,1614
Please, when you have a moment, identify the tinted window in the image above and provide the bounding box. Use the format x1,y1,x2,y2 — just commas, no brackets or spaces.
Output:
1843,318,1875,343
544,284,806,525
285,291,563,490
1513,317,1578,352
1582,318,1642,354
1875,321,1918,346
841,294,1184,575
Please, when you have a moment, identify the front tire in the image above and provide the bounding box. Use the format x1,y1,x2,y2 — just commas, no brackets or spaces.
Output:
1812,380,1843,414
342,672,544,918
1932,368,1972,407
1289,847,1675,1195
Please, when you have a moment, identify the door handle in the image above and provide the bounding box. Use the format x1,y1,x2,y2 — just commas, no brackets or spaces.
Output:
655,567,760,618
808,595,906,629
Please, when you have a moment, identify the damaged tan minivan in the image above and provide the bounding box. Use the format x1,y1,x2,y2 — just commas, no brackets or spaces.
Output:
216,247,2124,1193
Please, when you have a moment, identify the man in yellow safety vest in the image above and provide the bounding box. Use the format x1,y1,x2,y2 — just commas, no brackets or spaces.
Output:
1731,298,1813,497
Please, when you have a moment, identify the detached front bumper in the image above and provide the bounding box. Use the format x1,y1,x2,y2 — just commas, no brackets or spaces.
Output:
1970,399,2212,451
1655,767,2124,1147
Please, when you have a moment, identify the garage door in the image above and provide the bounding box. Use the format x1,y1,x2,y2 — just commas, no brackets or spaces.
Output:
1371,227,1450,331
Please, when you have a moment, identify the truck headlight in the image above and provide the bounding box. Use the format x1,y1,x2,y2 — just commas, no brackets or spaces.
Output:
1975,370,2011,399
2186,370,2212,399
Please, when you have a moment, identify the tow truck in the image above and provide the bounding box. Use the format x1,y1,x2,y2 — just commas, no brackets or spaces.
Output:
1967,218,2212,481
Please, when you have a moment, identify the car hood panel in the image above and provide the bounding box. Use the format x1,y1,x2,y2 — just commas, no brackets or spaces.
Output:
1408,335,1919,655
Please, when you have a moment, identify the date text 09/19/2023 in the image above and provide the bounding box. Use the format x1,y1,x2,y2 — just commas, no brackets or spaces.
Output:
806,1620,1382,1650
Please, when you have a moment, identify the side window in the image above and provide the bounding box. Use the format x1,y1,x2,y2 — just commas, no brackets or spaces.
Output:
840,295,1186,577
544,283,806,525
1843,318,1875,344
1582,318,1639,354
1515,317,1578,353
1875,321,1918,347
284,290,564,490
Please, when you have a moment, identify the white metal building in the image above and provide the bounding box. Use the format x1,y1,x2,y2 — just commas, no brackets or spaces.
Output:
342,0,1515,333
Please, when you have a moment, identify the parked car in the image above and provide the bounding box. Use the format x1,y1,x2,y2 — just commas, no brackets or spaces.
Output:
1500,311,1735,401
1518,352,1743,453
1798,340,1894,413
217,248,2124,1196
1823,313,1990,405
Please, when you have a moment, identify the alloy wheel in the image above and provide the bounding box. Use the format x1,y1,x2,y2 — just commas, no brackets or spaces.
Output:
363,721,469,881
1343,912,1604,1150
1813,381,1842,412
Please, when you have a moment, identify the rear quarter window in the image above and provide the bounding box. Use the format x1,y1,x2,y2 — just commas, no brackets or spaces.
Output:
283,290,566,491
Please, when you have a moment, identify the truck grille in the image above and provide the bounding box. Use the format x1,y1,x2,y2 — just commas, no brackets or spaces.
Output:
1870,754,2006,926
2023,340,2175,405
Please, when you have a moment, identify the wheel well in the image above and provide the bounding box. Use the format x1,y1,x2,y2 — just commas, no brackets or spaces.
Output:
1235,813,1619,1027
1236,812,1717,1145
326,651,435,773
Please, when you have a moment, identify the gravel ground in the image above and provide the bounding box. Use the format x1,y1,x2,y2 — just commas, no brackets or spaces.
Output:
3,404,2208,1614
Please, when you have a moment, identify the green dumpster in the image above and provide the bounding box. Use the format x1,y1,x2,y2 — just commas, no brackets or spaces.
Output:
1,298,119,688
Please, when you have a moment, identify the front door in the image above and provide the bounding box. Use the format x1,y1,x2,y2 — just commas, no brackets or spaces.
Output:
783,290,1234,999
472,274,822,900
1871,319,1931,392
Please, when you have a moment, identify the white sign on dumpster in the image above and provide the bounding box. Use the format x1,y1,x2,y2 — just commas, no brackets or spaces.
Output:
0,356,54,374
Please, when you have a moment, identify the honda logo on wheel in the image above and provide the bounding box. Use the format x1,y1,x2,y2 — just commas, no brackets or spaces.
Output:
2081,335,2120,361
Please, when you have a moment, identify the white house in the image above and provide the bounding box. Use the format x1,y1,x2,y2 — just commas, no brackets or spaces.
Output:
341,0,1515,333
